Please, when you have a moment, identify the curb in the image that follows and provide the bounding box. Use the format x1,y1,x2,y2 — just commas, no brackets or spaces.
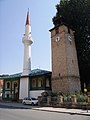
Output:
32,108,90,116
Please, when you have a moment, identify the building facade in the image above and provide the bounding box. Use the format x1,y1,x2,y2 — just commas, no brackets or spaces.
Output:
0,69,51,101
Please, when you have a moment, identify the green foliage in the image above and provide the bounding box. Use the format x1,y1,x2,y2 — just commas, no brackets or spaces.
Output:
63,96,68,102
87,92,90,95
75,93,87,102
63,95,71,102
63,92,87,103
53,0,90,91
44,91,88,103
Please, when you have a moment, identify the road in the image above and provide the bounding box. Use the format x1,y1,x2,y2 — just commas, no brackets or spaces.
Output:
0,107,90,120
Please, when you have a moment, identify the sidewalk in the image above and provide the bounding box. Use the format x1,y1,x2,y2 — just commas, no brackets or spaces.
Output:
33,107,90,116
0,101,90,116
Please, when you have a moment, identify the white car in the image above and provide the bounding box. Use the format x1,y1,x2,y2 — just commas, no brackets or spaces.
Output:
22,97,38,105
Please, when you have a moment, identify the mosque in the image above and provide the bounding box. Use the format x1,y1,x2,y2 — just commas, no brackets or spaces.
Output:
0,11,81,101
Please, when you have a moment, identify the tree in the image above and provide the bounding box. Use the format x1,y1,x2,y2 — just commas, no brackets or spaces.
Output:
53,0,90,92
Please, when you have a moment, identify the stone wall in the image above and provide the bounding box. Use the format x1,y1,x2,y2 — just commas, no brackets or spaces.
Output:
52,77,80,94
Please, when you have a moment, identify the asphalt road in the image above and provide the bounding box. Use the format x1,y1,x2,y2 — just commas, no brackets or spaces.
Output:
0,107,90,120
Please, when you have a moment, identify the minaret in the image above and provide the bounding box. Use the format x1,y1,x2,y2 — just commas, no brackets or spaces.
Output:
22,10,33,76
19,10,33,100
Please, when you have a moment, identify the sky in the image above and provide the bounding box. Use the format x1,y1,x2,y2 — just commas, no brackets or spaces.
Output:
0,0,60,75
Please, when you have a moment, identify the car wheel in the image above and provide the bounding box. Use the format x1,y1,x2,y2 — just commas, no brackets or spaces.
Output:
32,102,34,106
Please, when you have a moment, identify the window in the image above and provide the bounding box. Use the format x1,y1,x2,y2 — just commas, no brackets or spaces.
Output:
32,98,37,100
7,94,9,98
38,79,43,87
46,79,49,87
32,79,36,87
7,82,10,89
14,82,17,88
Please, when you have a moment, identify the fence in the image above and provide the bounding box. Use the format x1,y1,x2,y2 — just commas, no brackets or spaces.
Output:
38,95,90,109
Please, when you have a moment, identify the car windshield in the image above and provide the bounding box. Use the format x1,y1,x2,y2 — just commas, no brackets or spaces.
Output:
24,98,28,100
24,97,37,100
31,98,37,100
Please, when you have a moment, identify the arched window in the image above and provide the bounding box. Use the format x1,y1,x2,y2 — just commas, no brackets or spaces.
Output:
38,79,43,87
46,79,49,87
14,82,17,88
32,79,36,87
7,82,10,89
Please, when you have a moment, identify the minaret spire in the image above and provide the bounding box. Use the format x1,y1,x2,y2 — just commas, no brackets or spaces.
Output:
25,9,32,37
26,8,30,25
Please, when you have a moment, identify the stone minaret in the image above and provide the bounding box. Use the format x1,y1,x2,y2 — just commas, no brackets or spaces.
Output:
50,20,81,94
19,10,33,100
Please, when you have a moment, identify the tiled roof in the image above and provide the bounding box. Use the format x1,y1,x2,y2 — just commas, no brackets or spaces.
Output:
30,69,51,77
0,73,21,79
0,69,51,79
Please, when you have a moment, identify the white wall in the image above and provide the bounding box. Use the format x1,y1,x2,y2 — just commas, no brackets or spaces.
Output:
19,77,29,100
30,90,45,98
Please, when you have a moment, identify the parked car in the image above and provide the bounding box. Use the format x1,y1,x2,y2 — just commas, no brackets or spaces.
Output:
22,97,38,105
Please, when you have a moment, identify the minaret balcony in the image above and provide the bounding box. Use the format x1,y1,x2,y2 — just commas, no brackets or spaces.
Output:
22,36,33,45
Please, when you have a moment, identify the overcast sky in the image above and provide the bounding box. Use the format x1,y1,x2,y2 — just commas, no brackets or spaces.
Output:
0,0,60,74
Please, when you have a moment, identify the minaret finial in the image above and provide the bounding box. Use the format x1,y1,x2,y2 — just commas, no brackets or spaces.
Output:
28,8,29,13
26,8,30,25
